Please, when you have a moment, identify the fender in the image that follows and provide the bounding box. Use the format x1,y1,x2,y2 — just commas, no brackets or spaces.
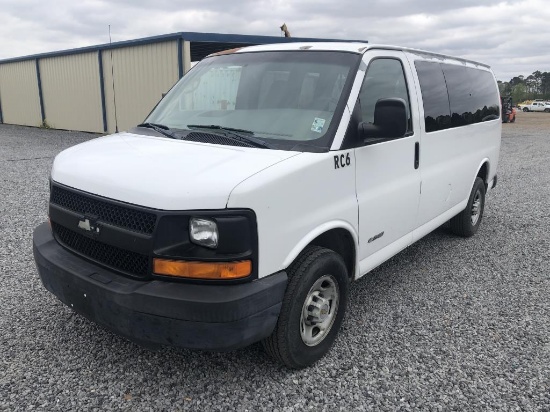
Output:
281,220,360,278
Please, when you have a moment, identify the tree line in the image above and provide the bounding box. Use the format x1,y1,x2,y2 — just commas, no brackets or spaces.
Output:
498,71,550,103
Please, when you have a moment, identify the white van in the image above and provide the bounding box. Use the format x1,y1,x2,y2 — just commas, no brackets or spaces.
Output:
33,42,501,368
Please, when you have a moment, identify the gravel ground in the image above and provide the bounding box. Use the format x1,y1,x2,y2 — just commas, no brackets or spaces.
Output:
1,116,549,411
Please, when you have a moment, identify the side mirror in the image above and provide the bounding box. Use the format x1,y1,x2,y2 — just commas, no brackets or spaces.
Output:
359,98,408,143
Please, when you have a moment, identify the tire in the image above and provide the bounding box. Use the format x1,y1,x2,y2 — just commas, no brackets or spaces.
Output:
523,107,529,112
450,177,486,237
262,246,349,368
544,108,550,113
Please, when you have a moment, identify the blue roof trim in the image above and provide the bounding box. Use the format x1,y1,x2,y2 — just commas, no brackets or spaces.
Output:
0,31,366,64
178,31,364,44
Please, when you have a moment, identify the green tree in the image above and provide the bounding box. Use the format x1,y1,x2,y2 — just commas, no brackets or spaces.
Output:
498,80,506,95
511,83,527,103
499,71,550,101
540,72,550,97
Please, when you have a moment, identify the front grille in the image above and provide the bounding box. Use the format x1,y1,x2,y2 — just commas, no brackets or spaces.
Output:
52,222,149,277
51,185,157,234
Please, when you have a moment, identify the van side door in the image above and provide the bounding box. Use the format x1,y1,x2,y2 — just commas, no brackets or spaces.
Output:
352,51,422,274
411,59,501,235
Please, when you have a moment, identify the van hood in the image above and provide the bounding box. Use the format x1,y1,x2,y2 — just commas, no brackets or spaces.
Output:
51,132,300,210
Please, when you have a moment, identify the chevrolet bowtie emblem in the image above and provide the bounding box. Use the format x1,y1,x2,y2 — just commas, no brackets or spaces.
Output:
78,218,100,234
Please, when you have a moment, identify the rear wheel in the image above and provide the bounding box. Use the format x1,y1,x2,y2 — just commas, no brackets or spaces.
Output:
523,107,529,112
262,246,349,368
450,177,486,237
544,108,550,113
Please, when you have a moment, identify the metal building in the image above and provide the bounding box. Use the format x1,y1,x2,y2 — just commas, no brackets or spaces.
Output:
0,32,358,134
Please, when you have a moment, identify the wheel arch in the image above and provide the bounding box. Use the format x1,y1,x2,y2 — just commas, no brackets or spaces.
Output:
282,222,358,280
475,159,490,189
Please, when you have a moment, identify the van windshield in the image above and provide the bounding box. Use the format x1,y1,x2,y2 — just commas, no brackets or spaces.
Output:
145,51,360,151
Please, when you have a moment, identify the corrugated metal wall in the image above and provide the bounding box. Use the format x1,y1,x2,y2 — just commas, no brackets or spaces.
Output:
0,60,42,126
102,41,179,133
39,52,104,133
0,40,181,134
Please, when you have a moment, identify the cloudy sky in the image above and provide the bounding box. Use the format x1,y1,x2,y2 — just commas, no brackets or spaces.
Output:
0,0,547,81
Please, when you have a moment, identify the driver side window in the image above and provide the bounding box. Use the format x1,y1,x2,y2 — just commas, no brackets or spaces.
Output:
359,58,412,132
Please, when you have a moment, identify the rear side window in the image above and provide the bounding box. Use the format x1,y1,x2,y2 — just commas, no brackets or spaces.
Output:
414,61,451,132
415,61,500,132
442,65,500,127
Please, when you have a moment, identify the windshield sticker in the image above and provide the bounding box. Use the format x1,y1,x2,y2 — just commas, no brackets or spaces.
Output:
311,118,326,133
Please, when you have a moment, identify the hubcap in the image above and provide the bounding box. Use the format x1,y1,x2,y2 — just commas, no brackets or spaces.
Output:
471,190,482,225
300,275,340,346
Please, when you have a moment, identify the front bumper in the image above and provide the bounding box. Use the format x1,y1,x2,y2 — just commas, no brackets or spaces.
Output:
33,222,287,351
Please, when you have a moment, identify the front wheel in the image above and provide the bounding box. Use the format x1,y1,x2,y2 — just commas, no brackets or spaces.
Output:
523,107,529,112
262,246,349,368
544,108,550,113
450,177,486,237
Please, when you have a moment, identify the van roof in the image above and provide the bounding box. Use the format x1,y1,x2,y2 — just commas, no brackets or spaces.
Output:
234,42,491,69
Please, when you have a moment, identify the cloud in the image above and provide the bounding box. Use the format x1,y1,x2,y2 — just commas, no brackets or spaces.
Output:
0,0,547,80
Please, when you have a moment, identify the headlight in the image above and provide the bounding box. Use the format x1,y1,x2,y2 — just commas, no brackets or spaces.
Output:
189,218,218,249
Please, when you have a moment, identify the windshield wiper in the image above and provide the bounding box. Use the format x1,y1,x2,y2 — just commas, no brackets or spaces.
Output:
187,124,273,149
137,122,180,140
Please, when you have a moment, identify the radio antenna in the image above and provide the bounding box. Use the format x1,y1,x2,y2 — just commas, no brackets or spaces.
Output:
109,25,119,133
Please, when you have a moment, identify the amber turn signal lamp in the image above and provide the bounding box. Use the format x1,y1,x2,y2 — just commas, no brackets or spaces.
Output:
153,259,252,280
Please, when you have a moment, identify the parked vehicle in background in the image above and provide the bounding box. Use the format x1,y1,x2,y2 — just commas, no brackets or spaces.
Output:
523,101,550,112
501,96,516,123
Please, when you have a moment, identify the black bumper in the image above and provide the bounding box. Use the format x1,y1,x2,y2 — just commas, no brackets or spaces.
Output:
33,222,287,351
